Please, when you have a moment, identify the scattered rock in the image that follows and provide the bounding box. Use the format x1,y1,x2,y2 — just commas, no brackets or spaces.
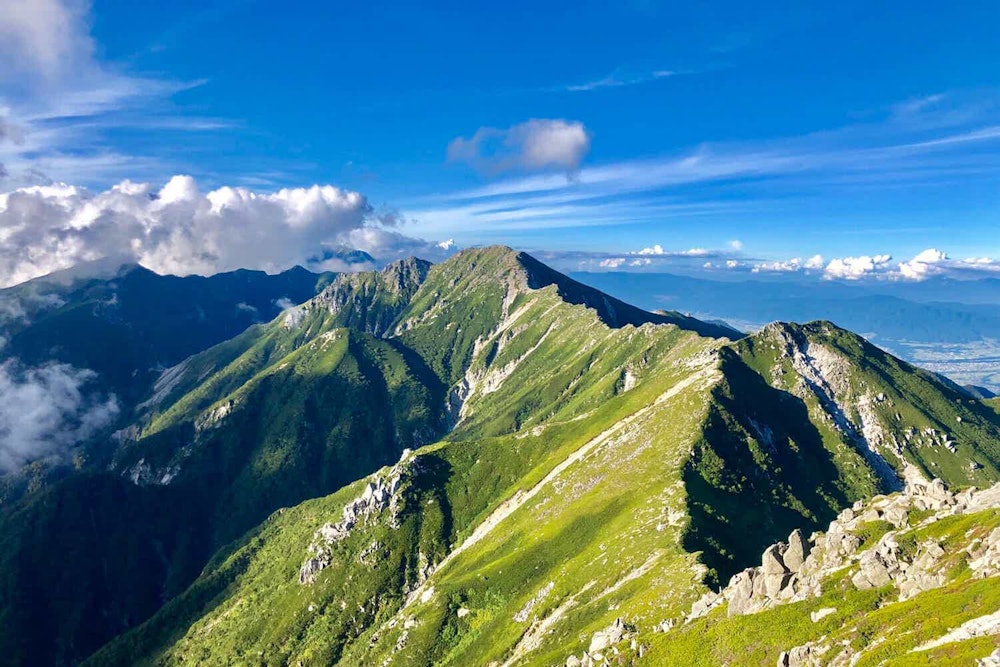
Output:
690,478,1000,623
762,544,788,575
912,609,1000,652
978,649,1000,667
513,581,554,622
810,607,836,623
299,450,418,584
784,529,810,573
588,618,630,654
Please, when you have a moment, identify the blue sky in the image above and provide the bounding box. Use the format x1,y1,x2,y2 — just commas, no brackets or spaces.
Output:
1,0,999,283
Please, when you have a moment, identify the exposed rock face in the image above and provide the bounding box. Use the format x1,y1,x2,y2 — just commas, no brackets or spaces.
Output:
710,526,814,619
763,322,901,490
688,476,1000,623
314,258,430,337
299,449,419,584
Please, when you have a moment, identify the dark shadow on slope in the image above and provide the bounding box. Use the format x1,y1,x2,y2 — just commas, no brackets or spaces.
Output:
0,474,214,667
0,331,447,666
516,251,742,339
682,349,881,587
89,453,457,667
384,337,450,437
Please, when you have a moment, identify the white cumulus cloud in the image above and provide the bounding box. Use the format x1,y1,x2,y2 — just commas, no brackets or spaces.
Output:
0,0,92,85
753,258,804,273
0,175,449,286
804,254,825,269
751,254,826,274
635,245,710,257
447,119,591,176
823,254,893,280
898,248,948,280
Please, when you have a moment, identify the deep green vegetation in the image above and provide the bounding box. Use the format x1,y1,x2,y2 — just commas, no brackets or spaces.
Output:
0,262,335,407
1,247,999,666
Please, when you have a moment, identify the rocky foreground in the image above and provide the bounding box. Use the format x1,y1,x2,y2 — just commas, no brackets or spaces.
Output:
562,472,1000,666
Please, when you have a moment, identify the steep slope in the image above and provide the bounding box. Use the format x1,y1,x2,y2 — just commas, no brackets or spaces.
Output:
649,478,1000,666
88,249,728,666
82,250,1000,666
1,247,722,666
684,321,1000,583
0,262,335,405
0,262,445,666
0,262,336,502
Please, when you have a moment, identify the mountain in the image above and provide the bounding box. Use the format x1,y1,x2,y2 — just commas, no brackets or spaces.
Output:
0,246,981,666
0,262,336,404
568,270,1000,344
0,262,335,496
569,270,1000,392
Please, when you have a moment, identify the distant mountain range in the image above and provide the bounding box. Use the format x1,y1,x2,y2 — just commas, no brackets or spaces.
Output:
0,249,997,666
571,270,1000,392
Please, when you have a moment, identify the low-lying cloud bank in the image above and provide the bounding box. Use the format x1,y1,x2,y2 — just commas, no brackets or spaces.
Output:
0,175,450,288
0,359,118,472
570,245,1000,282
560,241,1000,282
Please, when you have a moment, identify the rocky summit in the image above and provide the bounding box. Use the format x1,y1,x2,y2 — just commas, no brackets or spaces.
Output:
0,247,998,666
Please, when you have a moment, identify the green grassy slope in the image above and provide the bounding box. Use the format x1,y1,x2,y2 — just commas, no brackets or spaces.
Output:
647,497,1000,665
0,261,440,665
82,249,1000,666
88,258,727,666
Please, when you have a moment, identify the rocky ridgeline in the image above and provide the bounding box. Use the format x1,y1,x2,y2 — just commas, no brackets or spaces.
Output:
299,450,420,584
553,476,1000,666
312,257,430,337
686,475,1000,626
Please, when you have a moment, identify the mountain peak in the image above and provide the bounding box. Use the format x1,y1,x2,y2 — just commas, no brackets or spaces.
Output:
416,246,741,338
380,256,432,294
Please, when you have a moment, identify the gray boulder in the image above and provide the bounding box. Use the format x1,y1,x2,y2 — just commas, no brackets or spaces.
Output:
784,529,810,573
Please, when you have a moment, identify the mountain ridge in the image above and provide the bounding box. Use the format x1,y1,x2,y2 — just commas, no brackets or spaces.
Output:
70,247,1000,666
0,246,997,666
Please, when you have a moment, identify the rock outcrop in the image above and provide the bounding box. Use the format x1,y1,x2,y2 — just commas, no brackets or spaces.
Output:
299,450,419,584
688,476,1000,623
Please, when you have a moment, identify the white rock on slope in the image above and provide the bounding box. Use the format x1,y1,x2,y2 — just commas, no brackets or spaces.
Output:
299,450,417,584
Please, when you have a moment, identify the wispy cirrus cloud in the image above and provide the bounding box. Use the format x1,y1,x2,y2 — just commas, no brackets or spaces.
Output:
563,68,676,92
407,92,1000,242
0,0,236,189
